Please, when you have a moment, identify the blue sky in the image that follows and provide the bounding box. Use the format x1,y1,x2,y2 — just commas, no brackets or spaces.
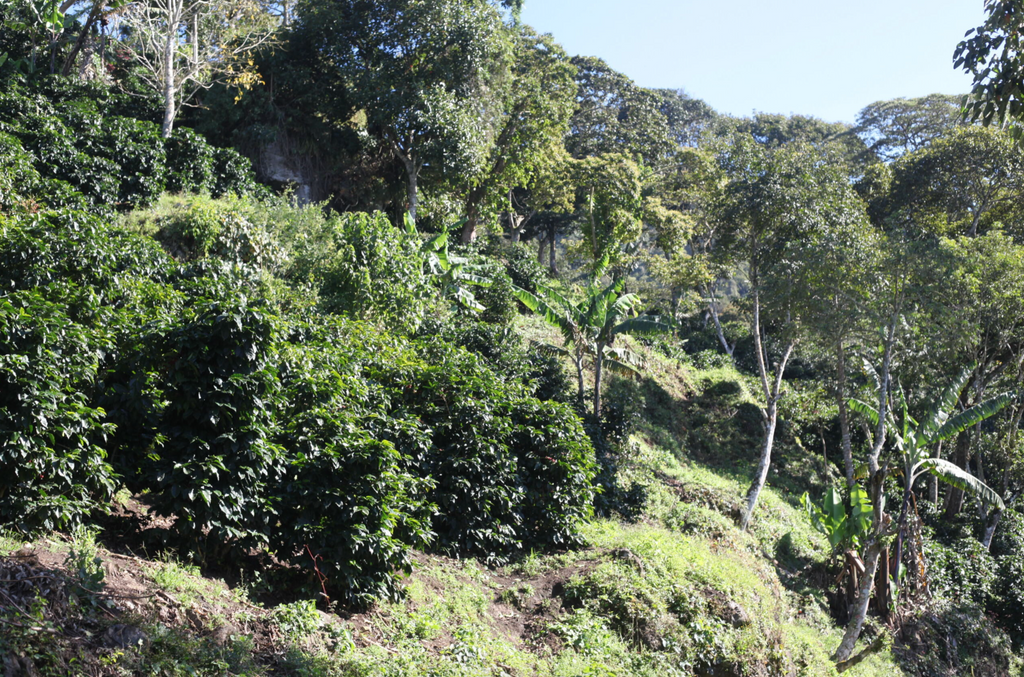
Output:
520,0,986,124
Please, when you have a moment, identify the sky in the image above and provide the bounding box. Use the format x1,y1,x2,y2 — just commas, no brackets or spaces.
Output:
520,0,987,125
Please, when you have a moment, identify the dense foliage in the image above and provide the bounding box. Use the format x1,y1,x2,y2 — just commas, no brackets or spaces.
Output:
6,1,1024,671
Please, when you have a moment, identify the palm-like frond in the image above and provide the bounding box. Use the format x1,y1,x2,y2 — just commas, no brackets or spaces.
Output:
848,398,880,428
915,458,1005,510
513,288,573,339
934,392,1015,441
528,340,571,358
919,367,973,436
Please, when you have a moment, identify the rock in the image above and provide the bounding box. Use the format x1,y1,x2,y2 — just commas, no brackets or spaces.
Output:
3,654,40,677
725,600,751,627
211,623,240,646
103,624,149,649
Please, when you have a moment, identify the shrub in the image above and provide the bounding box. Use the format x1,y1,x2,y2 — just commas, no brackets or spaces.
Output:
927,534,997,607
271,334,434,604
211,146,259,197
165,127,216,194
0,290,116,533
295,211,434,333
136,292,286,556
99,116,167,206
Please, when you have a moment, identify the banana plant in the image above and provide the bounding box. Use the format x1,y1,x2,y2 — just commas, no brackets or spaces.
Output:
847,366,1013,609
849,368,1011,513
802,484,873,551
406,213,491,312
513,256,671,415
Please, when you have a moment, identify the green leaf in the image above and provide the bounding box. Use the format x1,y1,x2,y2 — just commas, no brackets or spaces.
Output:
934,392,1015,441
916,458,1005,510
848,398,880,428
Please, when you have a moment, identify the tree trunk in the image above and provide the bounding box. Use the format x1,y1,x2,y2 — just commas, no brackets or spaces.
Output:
537,236,546,264
833,309,900,664
982,509,1002,551
833,543,883,662
461,213,478,243
574,354,585,408
548,222,558,275
61,2,102,77
406,163,419,224
706,284,735,357
943,431,971,519
740,401,779,531
837,341,854,489
930,441,942,503
593,341,605,417
740,285,795,531
160,13,177,139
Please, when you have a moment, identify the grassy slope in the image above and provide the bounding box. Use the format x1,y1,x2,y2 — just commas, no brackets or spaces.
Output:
0,316,913,676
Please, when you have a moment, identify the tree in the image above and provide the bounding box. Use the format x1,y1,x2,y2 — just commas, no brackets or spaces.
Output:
459,25,577,243
887,126,1024,239
566,55,673,167
717,112,871,174
955,0,1024,128
854,94,963,162
116,0,276,138
297,0,512,225
714,139,867,530
925,233,1024,519
514,264,670,416
835,368,1011,667
569,152,645,275
654,88,717,148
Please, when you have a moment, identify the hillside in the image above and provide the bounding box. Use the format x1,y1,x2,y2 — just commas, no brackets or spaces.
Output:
5,2,1024,675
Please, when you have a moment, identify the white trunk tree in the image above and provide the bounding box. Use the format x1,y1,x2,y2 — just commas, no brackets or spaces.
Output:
116,0,275,138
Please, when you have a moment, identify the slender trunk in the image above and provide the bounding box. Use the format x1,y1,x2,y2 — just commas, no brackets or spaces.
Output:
740,401,778,531
160,8,177,139
833,543,883,662
593,342,605,417
943,431,971,519
833,310,899,664
740,284,796,530
406,164,419,224
574,352,585,408
930,441,942,503
706,285,735,357
837,341,854,489
587,186,597,260
62,3,101,77
982,509,1002,551
537,236,546,264
548,222,557,275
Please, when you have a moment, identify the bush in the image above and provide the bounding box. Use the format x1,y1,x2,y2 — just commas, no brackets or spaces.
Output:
927,533,997,607
271,333,434,604
165,127,216,194
0,290,116,533
294,211,434,333
212,146,260,197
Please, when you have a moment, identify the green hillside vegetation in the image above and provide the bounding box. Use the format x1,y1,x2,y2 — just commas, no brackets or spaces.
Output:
5,1,1024,675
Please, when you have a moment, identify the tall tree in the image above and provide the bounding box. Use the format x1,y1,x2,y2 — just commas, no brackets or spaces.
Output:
459,26,577,243
854,94,964,162
715,139,868,530
886,126,1024,239
297,0,512,225
116,0,277,137
566,55,673,167
654,88,717,148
